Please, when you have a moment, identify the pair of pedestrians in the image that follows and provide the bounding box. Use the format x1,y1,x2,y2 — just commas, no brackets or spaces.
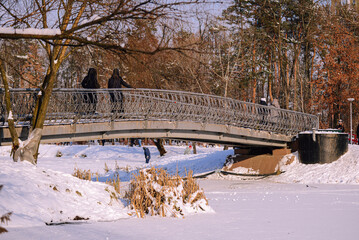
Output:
81,68,133,113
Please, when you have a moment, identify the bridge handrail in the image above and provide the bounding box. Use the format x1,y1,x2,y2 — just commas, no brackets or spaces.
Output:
0,88,318,135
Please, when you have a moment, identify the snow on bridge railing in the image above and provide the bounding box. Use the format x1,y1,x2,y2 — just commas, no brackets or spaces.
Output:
0,88,318,135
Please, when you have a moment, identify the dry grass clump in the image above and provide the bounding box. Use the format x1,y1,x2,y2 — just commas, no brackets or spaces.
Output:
73,168,93,181
126,167,209,218
104,163,110,173
0,185,12,234
106,173,120,194
72,167,120,195
182,171,207,205
0,212,12,234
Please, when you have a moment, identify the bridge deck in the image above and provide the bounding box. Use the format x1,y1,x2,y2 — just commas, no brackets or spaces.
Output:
0,88,318,147
0,120,292,147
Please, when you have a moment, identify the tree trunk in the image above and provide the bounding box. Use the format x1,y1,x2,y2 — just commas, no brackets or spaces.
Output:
193,142,197,154
251,41,256,103
268,53,273,103
274,61,280,99
285,50,290,109
0,59,20,158
293,45,299,111
153,138,167,156
30,67,58,163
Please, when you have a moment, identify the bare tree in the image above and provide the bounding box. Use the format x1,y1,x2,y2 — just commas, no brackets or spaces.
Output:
0,0,203,164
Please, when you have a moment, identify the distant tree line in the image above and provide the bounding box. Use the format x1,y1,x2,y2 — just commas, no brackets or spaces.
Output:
1,0,359,162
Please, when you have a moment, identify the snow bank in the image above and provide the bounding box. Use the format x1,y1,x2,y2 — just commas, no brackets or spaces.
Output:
275,145,359,184
0,145,224,228
1,143,359,229
0,160,129,228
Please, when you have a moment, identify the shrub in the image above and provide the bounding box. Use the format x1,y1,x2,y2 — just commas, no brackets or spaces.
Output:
125,167,209,218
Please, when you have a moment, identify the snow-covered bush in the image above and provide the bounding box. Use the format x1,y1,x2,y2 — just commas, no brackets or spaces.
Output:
126,167,212,218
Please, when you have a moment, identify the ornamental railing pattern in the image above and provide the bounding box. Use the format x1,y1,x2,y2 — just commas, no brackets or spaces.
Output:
0,88,318,135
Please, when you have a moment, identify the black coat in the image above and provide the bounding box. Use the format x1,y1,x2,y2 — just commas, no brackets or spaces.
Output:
336,124,345,133
81,68,100,105
108,74,132,104
108,76,132,89
81,68,100,89
81,76,100,89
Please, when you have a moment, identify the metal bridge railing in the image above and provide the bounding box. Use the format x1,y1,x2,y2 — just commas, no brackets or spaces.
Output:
0,88,318,135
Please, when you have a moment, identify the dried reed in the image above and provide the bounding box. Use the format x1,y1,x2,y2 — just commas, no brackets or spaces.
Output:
126,167,208,218
72,167,120,195
72,168,92,181
104,163,110,173
106,173,121,194
0,185,11,234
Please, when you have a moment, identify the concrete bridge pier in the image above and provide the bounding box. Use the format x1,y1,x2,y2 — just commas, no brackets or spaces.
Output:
223,147,294,175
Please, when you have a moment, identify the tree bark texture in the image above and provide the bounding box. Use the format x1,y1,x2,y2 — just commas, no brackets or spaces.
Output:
0,58,20,158
153,138,167,156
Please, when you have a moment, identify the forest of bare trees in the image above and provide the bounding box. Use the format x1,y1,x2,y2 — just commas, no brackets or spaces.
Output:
1,0,359,160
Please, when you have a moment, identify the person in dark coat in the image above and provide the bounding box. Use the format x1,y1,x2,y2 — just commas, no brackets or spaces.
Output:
108,68,133,113
259,97,268,126
336,119,345,132
143,147,151,163
356,123,359,139
81,68,100,113
260,97,267,106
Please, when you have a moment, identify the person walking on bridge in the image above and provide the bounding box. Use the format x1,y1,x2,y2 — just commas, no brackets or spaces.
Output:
108,68,133,114
336,119,345,133
81,68,100,114
259,97,268,127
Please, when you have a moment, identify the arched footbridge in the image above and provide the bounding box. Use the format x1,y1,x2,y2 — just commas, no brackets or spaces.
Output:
0,88,318,147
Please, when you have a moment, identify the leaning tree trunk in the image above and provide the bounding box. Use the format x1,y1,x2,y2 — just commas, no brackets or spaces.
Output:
30,69,58,164
153,138,167,156
13,65,58,164
0,58,20,157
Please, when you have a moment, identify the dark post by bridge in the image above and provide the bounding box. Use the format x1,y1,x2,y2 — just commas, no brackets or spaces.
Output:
0,88,318,147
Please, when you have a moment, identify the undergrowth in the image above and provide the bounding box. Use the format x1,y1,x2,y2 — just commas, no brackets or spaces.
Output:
125,167,209,218
72,165,210,218
72,163,120,194
0,185,12,234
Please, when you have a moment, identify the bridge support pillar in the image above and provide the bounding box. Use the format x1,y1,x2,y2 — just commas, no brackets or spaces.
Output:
223,147,294,175
298,131,348,164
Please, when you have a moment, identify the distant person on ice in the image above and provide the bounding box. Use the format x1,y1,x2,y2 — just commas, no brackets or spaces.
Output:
108,68,133,114
336,119,345,132
81,68,100,113
143,147,151,163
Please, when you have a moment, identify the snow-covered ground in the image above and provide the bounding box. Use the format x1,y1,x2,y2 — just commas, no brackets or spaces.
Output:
1,143,359,240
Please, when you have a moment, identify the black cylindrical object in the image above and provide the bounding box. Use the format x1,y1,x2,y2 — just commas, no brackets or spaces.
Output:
298,131,348,164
